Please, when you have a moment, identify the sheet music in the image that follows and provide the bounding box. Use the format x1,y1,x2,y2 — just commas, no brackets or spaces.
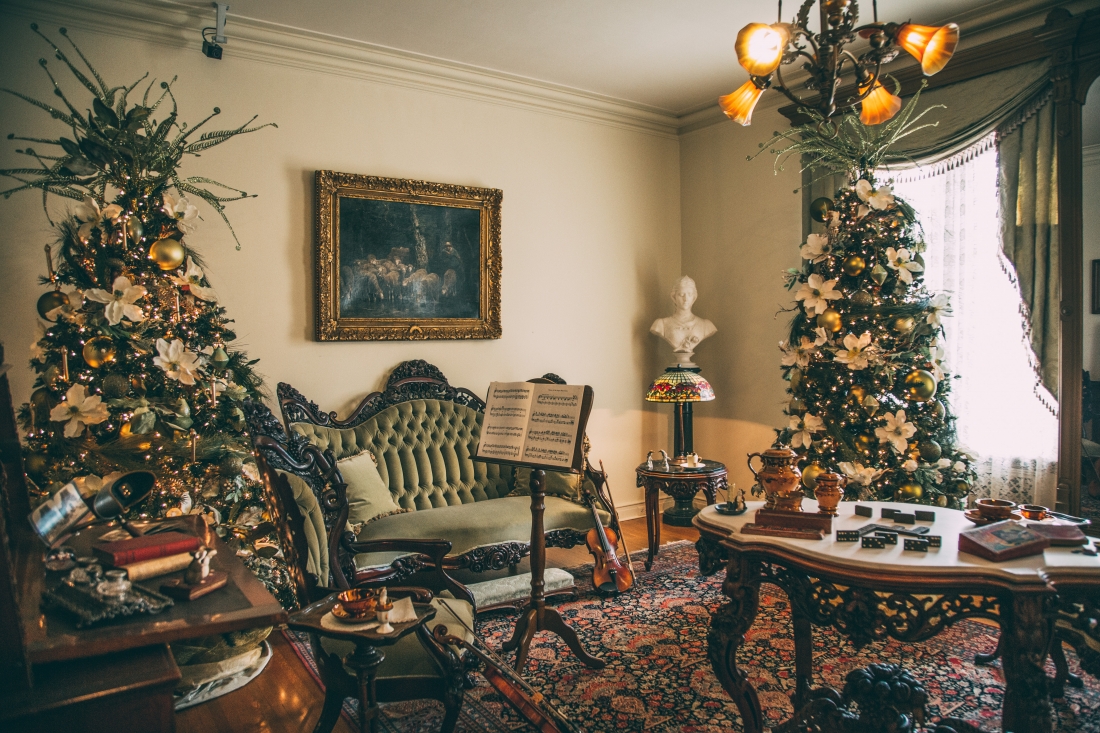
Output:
477,381,586,469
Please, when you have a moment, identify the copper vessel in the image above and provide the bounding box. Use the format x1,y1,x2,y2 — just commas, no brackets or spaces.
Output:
813,472,845,516
747,446,804,512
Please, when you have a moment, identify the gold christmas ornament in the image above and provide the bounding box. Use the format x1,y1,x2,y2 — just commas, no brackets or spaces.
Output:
817,308,843,333
850,289,873,307
928,400,946,421
125,217,144,241
149,236,186,271
903,370,937,401
918,439,942,462
950,479,970,495
790,368,803,391
44,364,64,388
896,481,923,500
30,387,52,411
220,454,244,477
862,395,880,416
37,290,70,321
801,461,824,490
891,315,916,334
788,396,807,414
102,374,130,398
24,452,48,476
848,385,866,402
842,255,866,277
809,197,833,223
854,433,875,453
936,494,948,507
870,264,888,286
82,336,117,368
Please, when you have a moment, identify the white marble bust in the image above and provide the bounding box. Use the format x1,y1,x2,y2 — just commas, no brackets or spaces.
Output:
650,276,717,366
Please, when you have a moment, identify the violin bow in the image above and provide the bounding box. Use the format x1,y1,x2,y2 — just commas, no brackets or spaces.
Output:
434,600,581,733
595,460,635,579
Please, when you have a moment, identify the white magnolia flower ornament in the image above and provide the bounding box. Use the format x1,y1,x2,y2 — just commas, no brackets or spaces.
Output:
885,247,924,284
937,458,952,469
833,331,875,370
902,459,918,472
46,288,85,323
813,327,830,346
800,233,833,263
154,338,202,385
788,413,824,449
49,384,110,437
780,336,819,369
74,197,123,242
926,293,952,328
838,461,884,487
72,471,125,497
163,191,199,234
170,257,217,301
875,410,917,453
826,210,840,230
30,330,46,362
854,179,896,210
795,274,841,315
85,276,147,325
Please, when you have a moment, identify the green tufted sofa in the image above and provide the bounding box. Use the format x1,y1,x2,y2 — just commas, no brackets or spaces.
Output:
275,360,613,590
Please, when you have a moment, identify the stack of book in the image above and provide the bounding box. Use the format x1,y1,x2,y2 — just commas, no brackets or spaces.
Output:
95,532,202,580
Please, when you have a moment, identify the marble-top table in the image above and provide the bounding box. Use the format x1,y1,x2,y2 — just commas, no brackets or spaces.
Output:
694,500,1100,733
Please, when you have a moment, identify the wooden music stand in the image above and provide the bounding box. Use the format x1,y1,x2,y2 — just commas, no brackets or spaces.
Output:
478,382,605,671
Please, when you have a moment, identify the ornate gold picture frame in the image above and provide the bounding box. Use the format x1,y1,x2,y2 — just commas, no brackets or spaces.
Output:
314,171,502,340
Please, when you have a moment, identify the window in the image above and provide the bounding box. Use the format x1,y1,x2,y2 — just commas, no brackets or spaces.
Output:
888,137,1059,506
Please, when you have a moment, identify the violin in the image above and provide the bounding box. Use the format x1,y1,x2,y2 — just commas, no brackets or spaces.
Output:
432,613,579,733
584,487,634,594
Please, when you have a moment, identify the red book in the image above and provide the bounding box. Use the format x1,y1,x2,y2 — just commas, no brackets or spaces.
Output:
94,531,202,567
959,521,1050,562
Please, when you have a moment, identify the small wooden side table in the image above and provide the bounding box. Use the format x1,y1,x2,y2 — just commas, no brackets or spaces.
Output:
288,594,436,733
637,459,727,570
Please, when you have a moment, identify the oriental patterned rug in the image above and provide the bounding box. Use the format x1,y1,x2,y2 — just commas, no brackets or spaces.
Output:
283,541,1099,732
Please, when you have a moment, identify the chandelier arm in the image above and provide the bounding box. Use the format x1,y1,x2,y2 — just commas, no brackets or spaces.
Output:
773,64,813,109
794,0,816,29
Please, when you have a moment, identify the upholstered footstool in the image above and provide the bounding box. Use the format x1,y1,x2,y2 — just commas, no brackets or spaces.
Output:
466,568,576,614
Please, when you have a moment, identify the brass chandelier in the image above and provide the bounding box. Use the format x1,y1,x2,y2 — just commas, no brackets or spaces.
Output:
720,0,959,126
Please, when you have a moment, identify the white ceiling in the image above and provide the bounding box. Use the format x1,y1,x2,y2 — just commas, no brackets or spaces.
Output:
200,0,1009,115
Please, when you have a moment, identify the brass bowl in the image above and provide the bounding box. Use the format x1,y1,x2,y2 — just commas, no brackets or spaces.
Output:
1019,504,1048,521
337,588,377,617
975,498,1017,520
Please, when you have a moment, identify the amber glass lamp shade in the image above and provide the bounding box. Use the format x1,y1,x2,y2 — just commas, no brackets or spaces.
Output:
719,79,765,126
646,368,714,459
896,23,960,76
858,79,902,126
735,22,789,76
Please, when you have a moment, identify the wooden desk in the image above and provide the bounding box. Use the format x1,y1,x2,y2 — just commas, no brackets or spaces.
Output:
15,516,287,664
694,500,1100,733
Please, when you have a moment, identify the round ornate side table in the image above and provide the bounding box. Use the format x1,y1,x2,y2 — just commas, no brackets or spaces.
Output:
636,459,727,570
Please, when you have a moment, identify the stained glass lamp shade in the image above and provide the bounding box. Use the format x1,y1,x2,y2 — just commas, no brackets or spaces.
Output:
645,368,715,459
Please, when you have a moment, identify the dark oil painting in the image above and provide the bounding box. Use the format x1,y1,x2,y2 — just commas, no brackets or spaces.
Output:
338,198,481,319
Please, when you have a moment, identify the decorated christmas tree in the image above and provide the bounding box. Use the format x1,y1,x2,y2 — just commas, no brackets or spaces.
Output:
2,25,292,602
765,95,976,508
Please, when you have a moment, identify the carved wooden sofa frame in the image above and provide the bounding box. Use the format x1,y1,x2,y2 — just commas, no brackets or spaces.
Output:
274,359,618,588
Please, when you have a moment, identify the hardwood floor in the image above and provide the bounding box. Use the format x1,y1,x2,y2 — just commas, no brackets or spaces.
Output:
175,517,699,733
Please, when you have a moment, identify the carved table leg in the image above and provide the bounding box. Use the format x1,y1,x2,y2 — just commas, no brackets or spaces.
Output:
1001,593,1054,733
708,550,764,733
792,610,813,711
344,642,385,733
974,633,1002,666
695,533,727,576
645,482,661,571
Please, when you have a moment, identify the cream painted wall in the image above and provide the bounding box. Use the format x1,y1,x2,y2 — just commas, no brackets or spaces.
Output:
0,20,680,512
677,105,803,492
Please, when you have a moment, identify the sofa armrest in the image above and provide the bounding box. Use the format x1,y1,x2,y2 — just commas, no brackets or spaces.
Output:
347,537,476,610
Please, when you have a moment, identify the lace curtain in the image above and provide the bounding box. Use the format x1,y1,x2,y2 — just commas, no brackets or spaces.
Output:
890,140,1059,506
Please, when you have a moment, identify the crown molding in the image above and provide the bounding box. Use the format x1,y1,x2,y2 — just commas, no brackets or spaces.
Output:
0,0,682,139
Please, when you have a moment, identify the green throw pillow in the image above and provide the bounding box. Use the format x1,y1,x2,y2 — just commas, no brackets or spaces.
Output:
509,466,584,502
338,450,399,525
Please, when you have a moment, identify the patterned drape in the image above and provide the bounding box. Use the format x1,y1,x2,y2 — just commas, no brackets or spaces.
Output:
997,99,1060,398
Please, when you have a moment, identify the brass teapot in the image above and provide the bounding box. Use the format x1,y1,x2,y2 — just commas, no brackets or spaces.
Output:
747,446,804,512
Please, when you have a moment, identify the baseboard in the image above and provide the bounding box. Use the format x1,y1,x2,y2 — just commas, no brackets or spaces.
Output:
615,497,673,521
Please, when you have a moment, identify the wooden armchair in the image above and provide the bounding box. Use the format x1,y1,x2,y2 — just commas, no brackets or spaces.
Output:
244,399,474,733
